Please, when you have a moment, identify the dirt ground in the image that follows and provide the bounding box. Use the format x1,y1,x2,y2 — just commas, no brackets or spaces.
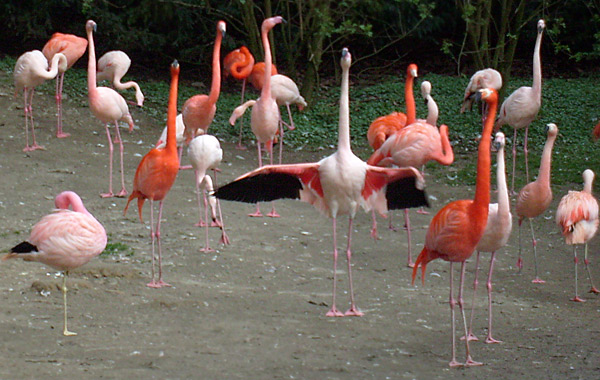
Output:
0,72,599,380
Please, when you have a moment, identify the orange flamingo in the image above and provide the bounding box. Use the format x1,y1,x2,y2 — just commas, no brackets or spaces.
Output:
412,87,498,367
556,169,600,302
224,46,255,149
216,48,428,317
182,20,226,143
86,20,135,198
124,60,180,288
42,32,88,138
248,61,278,91
366,64,418,150
515,123,557,283
13,50,67,151
4,191,107,336
592,121,600,140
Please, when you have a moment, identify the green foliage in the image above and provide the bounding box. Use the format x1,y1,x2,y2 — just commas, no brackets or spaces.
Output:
101,241,134,257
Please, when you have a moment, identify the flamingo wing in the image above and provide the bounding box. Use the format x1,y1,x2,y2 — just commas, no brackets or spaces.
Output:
363,165,428,211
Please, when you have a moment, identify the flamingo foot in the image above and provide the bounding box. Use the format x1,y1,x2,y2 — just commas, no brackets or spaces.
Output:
179,165,193,170
325,308,345,317
370,228,378,240
516,257,523,272
236,143,247,150
194,220,208,227
219,231,231,246
464,357,484,367
100,192,115,198
388,224,398,232
267,208,280,218
248,211,263,217
56,132,70,138
63,329,77,337
407,260,415,268
200,246,215,253
344,307,364,317
23,144,46,152
210,220,222,228
460,333,479,342
449,360,463,368
485,336,503,344
571,296,586,302
416,208,429,215
147,280,172,288
531,278,545,284
116,189,128,198
589,287,600,294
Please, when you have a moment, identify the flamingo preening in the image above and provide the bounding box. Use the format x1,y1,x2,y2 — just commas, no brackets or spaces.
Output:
216,48,428,317
223,46,255,149
97,50,145,107
461,68,502,114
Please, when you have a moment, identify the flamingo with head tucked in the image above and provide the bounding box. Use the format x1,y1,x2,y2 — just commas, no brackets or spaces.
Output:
97,50,144,107
224,46,255,149
216,48,428,317
461,68,502,114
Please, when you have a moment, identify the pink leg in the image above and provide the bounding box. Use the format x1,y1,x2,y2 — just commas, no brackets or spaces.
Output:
154,200,171,288
212,169,230,245
248,142,265,217
278,119,284,165
404,209,414,268
326,218,344,317
517,219,523,272
485,252,502,344
178,145,193,170
345,217,364,317
511,128,518,195
236,80,248,150
266,144,280,218
370,210,378,240
22,89,31,151
56,73,70,138
101,124,115,198
448,262,461,367
458,262,483,366
199,189,214,253
524,126,529,183
146,200,158,287
572,246,585,302
194,171,208,227
114,122,128,197
584,244,600,293
23,89,45,152
388,210,397,231
529,219,545,283
463,251,480,342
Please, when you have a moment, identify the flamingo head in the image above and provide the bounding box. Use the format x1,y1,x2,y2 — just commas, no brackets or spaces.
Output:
583,169,595,189
86,20,97,34
537,19,546,33
341,47,351,69
420,80,431,100
545,123,558,137
56,53,68,73
407,63,418,79
217,20,226,37
493,132,505,151
262,16,285,34
478,87,497,105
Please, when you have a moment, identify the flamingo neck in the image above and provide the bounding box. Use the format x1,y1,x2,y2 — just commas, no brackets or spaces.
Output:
166,67,180,152
536,133,556,187
473,97,497,208
532,29,543,96
583,179,593,194
435,125,454,165
496,144,509,215
44,54,65,81
86,29,97,92
55,191,90,216
426,95,438,126
406,74,416,124
208,30,223,106
261,27,273,100
338,59,351,152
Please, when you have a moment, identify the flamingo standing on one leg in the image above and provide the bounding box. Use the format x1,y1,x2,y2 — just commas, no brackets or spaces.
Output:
182,21,226,143
42,32,88,138
412,87,499,367
3,191,107,336
97,50,144,107
495,19,546,194
216,48,428,317
188,134,230,251
556,169,600,302
85,20,135,198
224,46,255,149
515,123,558,283
464,131,512,344
460,68,502,114
124,60,180,288
13,50,67,151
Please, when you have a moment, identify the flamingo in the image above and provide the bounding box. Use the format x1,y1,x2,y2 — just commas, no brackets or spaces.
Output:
495,19,546,193
85,20,135,198
248,61,278,91
421,80,438,126
97,50,145,107
366,64,418,150
3,191,107,336
464,131,512,344
593,121,600,140
123,60,180,288
223,46,255,149
155,113,188,169
216,48,428,317
271,73,307,164
556,169,600,302
412,87,498,367
182,20,226,143
13,50,67,151
188,134,230,252
42,32,88,138
460,68,502,114
515,123,557,283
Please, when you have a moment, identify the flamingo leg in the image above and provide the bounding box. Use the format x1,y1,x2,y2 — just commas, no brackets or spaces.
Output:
101,124,115,198
278,119,284,165
22,89,31,151
388,210,397,231
448,262,461,367
200,186,214,253
113,121,128,197
56,73,69,138
62,271,77,336
345,216,363,317
147,200,158,287
485,251,502,343
524,126,530,183
249,142,264,217
517,219,523,272
459,261,482,366
326,217,344,317
529,218,545,283
266,143,280,218
194,171,208,227
154,200,171,288
584,243,600,293
511,127,518,195
236,79,247,150
370,210,378,240
23,88,45,152
405,209,414,268
572,246,585,302
213,170,230,245
464,251,480,342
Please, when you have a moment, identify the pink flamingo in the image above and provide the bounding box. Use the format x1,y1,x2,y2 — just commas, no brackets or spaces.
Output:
460,68,502,113
188,134,230,251
515,123,557,283
3,191,107,336
124,60,180,288
13,50,67,151
86,20,135,198
42,32,88,138
97,50,144,107
182,21,226,143
412,87,498,367
464,131,512,344
421,80,438,126
495,19,546,193
216,48,428,317
271,73,307,164
556,169,600,302
223,46,255,149
227,16,285,218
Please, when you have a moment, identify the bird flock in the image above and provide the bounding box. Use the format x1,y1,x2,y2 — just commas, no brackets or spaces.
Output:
4,16,600,369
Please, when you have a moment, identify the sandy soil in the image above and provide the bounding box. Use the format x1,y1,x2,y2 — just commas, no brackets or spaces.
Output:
0,72,599,380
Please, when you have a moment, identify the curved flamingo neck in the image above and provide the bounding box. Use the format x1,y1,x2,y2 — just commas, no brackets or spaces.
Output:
536,132,556,187
55,191,90,215
208,29,223,106
405,70,416,124
426,94,438,126
338,57,351,152
261,25,273,99
583,177,594,193
473,94,497,208
42,54,65,81
235,47,254,78
532,28,543,96
166,64,180,152
434,124,454,165
496,143,509,215
86,26,97,93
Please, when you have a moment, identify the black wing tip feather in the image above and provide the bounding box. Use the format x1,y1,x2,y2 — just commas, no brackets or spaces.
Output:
10,241,38,254
386,176,429,210
215,172,303,203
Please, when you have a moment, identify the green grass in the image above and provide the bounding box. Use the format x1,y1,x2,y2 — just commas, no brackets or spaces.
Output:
101,241,134,257
4,54,600,190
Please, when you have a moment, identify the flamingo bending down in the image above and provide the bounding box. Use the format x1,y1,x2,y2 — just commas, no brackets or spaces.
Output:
412,87,499,367
556,169,600,302
248,62,278,91
188,134,230,251
465,132,512,344
216,48,428,317
13,50,67,151
515,123,557,283
86,20,135,198
124,60,180,288
182,21,226,143
42,32,88,138
3,191,107,336
97,50,144,107
495,20,546,193
460,68,502,114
